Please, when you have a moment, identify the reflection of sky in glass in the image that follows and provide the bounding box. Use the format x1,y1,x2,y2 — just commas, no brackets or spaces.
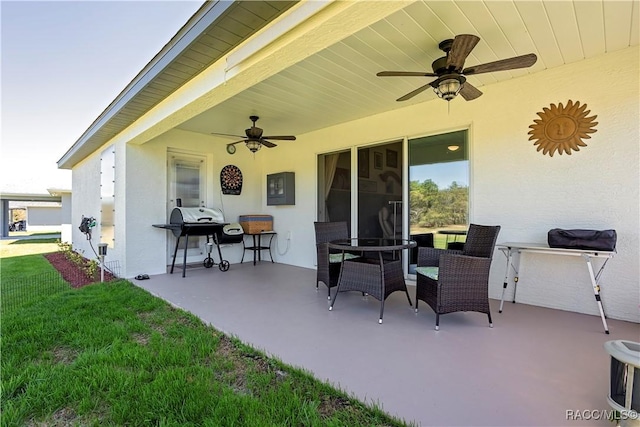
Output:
410,161,468,189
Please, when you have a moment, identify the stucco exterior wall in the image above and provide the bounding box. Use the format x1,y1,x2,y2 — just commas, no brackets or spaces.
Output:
70,46,638,322
122,129,264,277
260,46,639,322
71,153,102,260
71,141,132,272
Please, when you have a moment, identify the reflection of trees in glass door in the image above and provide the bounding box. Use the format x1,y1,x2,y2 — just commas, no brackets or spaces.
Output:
409,130,469,257
318,151,351,227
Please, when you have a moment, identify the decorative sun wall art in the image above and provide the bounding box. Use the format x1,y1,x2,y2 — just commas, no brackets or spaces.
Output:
528,100,598,157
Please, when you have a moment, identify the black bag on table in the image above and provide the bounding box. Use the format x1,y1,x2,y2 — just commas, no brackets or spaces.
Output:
547,229,616,251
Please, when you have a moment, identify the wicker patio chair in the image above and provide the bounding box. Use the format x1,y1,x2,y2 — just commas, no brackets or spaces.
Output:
415,224,501,330
314,221,360,299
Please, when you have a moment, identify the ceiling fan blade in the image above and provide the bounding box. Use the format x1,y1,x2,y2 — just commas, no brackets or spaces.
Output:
463,53,537,75
261,140,277,148
377,71,438,77
211,132,245,139
447,34,480,71
396,81,436,102
228,140,246,146
261,135,296,141
459,82,483,101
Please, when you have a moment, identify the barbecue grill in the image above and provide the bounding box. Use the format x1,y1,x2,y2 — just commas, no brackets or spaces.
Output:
153,207,243,277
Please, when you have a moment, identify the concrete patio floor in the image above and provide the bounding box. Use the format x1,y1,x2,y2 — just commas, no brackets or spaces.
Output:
133,261,639,426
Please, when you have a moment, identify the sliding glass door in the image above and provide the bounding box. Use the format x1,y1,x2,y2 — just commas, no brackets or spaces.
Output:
318,141,403,239
318,150,351,227
356,141,403,239
408,130,469,272
317,130,469,275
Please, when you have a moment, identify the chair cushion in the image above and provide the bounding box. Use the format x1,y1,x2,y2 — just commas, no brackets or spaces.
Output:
415,266,439,280
329,253,360,263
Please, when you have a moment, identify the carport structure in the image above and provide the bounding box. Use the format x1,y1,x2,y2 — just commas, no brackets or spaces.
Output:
0,189,70,239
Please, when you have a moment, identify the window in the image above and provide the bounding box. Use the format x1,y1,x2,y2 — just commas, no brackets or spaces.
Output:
409,130,469,252
167,151,206,263
100,145,115,248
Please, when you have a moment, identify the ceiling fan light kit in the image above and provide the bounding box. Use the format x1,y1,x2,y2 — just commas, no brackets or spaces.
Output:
212,115,296,153
245,139,262,153
377,34,537,103
433,75,465,101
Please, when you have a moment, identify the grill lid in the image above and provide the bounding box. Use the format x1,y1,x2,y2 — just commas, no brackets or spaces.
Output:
170,207,225,224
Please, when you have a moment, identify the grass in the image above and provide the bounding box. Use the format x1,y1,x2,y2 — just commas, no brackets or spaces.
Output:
6,230,61,237
0,238,60,259
1,239,411,426
1,239,70,313
410,227,467,249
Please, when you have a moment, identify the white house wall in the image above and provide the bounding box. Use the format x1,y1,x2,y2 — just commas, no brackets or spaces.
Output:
70,152,102,260
258,46,639,323
71,141,128,270
123,129,263,278
70,47,638,323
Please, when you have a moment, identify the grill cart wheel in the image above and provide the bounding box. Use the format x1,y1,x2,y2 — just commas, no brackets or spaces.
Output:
153,207,242,277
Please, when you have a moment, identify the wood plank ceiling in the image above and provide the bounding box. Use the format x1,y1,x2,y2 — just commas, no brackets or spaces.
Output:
177,0,639,139
63,0,639,165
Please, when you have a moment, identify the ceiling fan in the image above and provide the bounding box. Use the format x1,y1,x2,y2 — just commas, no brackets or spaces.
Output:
377,34,537,102
211,115,296,153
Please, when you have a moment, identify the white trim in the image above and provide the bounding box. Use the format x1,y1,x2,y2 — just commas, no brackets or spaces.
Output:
225,1,332,72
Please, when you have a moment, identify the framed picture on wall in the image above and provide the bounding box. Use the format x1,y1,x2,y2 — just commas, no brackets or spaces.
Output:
386,149,398,168
358,149,369,178
374,151,383,169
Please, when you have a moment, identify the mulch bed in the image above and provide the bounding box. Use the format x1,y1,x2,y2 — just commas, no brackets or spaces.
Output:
45,252,116,288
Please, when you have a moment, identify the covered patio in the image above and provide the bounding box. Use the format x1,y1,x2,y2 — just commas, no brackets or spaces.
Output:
55,2,638,422
134,261,638,426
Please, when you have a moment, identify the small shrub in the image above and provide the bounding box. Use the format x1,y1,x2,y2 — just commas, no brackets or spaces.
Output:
57,242,103,283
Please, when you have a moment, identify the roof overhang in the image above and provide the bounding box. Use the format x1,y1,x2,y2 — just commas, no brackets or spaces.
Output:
58,0,299,169
58,0,639,168
0,192,62,203
47,188,71,197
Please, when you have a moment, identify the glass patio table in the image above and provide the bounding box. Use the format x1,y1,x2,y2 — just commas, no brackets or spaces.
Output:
327,238,416,323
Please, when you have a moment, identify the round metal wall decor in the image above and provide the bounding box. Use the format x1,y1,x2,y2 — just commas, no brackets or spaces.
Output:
220,165,243,195
528,100,598,157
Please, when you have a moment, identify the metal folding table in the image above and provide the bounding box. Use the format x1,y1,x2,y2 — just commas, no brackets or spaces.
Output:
496,242,615,334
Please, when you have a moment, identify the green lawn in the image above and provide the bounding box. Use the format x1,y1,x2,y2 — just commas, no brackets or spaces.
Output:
1,240,412,426
410,227,467,249
0,237,60,259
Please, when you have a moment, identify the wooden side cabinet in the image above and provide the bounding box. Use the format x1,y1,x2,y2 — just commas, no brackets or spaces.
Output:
267,172,295,206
